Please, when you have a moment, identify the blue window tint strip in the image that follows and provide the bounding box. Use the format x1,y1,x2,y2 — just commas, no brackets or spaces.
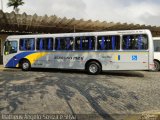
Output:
112,36,115,50
30,39,34,50
57,38,61,50
80,37,83,50
101,37,105,50
106,39,109,50
40,38,43,50
22,39,26,50
138,35,142,49
126,36,130,49
89,37,92,50
48,38,51,50
66,38,70,49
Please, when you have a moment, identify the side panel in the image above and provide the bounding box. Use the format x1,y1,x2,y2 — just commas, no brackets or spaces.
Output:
4,51,35,67
99,51,149,70
30,51,149,70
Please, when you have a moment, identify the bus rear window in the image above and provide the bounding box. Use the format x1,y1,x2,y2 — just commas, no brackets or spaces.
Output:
122,34,148,50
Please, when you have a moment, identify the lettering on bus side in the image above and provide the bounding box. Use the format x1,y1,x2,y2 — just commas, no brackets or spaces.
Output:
54,56,84,61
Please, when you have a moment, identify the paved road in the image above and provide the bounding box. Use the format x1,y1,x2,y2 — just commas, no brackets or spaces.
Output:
0,69,160,120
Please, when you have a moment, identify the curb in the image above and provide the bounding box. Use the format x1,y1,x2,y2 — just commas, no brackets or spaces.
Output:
0,66,21,72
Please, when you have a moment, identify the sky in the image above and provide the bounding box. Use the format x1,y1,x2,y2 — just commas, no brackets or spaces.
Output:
1,0,160,26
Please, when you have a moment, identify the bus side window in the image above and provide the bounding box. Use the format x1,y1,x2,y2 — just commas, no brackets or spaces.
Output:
55,37,73,50
97,35,120,50
20,38,35,51
75,36,95,50
122,34,148,50
154,40,160,52
36,38,53,50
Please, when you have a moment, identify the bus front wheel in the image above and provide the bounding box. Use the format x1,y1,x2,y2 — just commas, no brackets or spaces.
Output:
87,62,101,75
21,60,31,71
153,60,160,72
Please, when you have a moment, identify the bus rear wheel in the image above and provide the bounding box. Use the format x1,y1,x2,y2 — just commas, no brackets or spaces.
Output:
87,61,101,75
153,60,160,72
21,60,31,71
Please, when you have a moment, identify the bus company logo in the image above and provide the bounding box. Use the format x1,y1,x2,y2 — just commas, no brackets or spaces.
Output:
115,55,120,61
132,55,138,61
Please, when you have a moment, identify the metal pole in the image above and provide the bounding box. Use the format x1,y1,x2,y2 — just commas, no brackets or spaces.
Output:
74,25,76,33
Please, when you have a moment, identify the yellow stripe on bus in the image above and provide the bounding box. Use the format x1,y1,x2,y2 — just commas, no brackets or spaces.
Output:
25,52,49,65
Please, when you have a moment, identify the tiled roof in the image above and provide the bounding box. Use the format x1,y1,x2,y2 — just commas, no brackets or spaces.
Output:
0,10,160,36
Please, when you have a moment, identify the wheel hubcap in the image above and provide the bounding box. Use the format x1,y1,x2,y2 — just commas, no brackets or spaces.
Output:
89,64,98,73
23,63,29,69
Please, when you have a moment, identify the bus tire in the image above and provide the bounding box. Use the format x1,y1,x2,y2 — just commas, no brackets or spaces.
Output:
87,61,101,75
153,60,160,72
21,60,31,71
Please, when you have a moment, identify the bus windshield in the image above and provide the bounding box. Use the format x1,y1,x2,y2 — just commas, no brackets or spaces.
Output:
4,41,17,55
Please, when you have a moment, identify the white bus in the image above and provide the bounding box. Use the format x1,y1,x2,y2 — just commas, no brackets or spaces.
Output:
153,37,160,71
3,29,154,74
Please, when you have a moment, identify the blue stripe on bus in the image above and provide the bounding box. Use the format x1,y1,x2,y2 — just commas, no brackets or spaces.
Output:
118,55,120,60
5,52,35,67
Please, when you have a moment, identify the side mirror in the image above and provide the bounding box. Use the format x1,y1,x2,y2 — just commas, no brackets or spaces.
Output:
4,51,9,55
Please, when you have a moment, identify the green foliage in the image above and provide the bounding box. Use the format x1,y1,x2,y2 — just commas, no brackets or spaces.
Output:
7,0,24,13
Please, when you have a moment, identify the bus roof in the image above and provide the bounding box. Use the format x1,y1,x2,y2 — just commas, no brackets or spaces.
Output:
6,29,151,39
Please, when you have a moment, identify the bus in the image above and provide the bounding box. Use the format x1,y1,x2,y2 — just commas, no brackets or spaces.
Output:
3,29,154,74
153,37,160,71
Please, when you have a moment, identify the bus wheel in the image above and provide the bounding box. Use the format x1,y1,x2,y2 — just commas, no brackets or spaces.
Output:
21,60,31,71
153,60,160,72
87,62,101,75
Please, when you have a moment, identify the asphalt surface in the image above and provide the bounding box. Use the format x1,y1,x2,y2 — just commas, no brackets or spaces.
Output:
0,68,160,120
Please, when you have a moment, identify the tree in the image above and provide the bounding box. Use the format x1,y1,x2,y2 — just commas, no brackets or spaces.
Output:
7,0,24,14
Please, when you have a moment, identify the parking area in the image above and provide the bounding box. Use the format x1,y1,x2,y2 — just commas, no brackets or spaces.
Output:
0,69,160,120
